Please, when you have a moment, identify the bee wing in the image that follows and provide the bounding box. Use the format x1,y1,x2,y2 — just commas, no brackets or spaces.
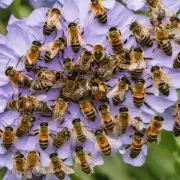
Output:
113,123,122,137
71,130,78,147
40,42,54,52
54,20,62,30
129,116,143,131
107,85,119,98
156,131,161,144
82,127,95,141
25,171,33,179
153,85,160,96
137,59,146,69
161,73,172,85
108,136,122,149
101,0,115,9
129,63,138,70
32,164,46,176
61,163,74,174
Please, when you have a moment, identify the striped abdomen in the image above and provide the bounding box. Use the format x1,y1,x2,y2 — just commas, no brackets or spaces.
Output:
34,102,52,113
139,35,153,47
112,95,125,106
81,163,91,175
96,11,107,24
173,120,180,137
131,69,144,80
173,53,180,69
30,80,49,92
43,22,56,36
16,125,29,137
130,141,143,158
24,59,36,72
103,116,114,132
146,127,158,143
39,135,49,150
53,133,69,147
98,139,111,156
159,40,172,56
55,170,65,180
158,82,170,96
2,135,14,150
76,131,86,143
133,94,144,108
111,40,123,54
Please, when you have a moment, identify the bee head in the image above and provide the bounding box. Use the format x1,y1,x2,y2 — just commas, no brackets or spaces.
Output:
154,115,164,122
119,107,128,112
50,152,58,158
134,131,144,138
63,58,72,64
146,0,153,6
5,66,14,76
58,37,67,45
133,47,143,53
170,16,179,22
75,146,83,152
135,78,145,84
14,152,24,159
151,66,160,73
40,122,48,126
56,71,63,81
72,118,81,124
130,21,138,30
5,126,13,131
109,27,118,32
178,52,180,58
95,128,103,136
83,49,92,56
32,41,42,47
134,116,142,122
51,8,61,14
121,76,130,85
98,104,108,111
68,22,77,28
91,0,98,5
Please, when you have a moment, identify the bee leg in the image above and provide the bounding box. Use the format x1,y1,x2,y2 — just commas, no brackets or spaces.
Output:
172,114,176,118
144,57,153,60
0,129,2,137
125,145,131,150
49,133,56,138
67,110,71,115
29,129,39,136
123,39,128,44
146,84,153,89
144,102,151,108
146,92,154,95
81,28,84,35
61,50,64,59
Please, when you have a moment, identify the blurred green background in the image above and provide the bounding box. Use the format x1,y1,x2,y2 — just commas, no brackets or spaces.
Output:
0,0,180,180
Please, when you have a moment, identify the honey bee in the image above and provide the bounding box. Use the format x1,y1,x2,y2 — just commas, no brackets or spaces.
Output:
166,16,180,45
91,44,107,64
94,55,117,82
150,66,171,96
146,115,164,144
29,122,53,150
67,22,84,53
129,21,153,47
53,127,71,148
90,0,107,24
116,49,132,71
79,98,97,122
125,130,145,159
72,119,91,144
131,79,153,108
30,68,66,92
43,8,62,36
129,46,153,80
16,113,35,137
60,58,75,74
48,152,74,180
0,125,15,150
90,78,109,103
107,76,130,106
95,128,111,156
5,66,33,89
6,96,52,114
98,104,114,133
75,146,93,175
52,96,69,124
154,24,172,56
113,108,142,136
78,48,93,74
106,27,123,54
41,37,67,63
61,76,77,101
173,52,180,69
25,151,46,178
173,101,180,137
12,152,26,179
23,41,42,72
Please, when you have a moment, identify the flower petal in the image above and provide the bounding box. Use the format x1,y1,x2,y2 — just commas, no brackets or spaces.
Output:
0,0,13,9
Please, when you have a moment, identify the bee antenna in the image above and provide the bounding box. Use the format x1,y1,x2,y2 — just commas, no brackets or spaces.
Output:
74,18,80,22
31,33,38,41
42,38,47,45
1,120,8,127
86,44,93,48
16,56,24,68
6,58,12,69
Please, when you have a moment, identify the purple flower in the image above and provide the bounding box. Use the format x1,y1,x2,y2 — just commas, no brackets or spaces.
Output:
0,0,180,179
0,0,13,9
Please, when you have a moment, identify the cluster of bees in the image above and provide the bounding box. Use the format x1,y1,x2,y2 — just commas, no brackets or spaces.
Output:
1,0,180,179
